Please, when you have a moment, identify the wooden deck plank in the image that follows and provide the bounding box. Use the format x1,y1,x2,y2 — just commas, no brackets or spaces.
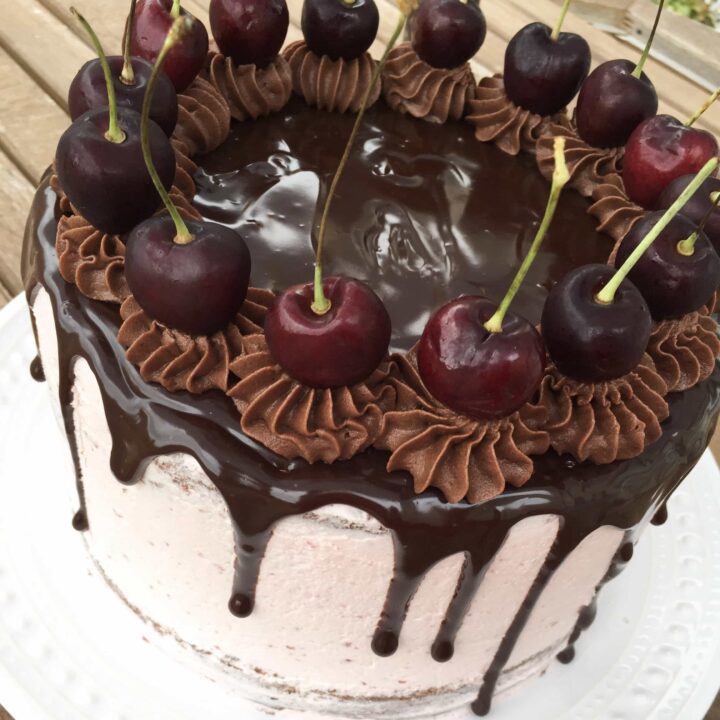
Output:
0,148,34,299
0,47,68,185
0,0,92,111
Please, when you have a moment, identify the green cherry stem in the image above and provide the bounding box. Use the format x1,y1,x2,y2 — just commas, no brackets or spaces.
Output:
596,157,719,303
677,185,720,256
71,7,126,144
171,0,182,19
141,16,194,245
686,87,719,127
121,0,137,85
551,0,573,42
311,7,411,316
484,137,570,334
632,0,664,79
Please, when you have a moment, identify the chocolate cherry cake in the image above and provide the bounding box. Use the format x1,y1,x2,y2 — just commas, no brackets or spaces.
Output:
21,0,720,717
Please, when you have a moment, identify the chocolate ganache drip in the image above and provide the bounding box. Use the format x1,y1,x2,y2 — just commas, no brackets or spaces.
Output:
648,311,720,392
382,43,475,123
117,289,273,394
521,356,669,464
537,121,624,198
283,41,381,113
207,52,293,121
56,214,129,304
376,352,549,503
228,333,398,463
466,75,571,156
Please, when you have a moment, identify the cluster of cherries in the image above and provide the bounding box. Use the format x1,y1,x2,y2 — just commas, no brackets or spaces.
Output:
54,0,720,436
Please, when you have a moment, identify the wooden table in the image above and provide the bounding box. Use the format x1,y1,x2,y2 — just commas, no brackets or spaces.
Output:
0,0,719,718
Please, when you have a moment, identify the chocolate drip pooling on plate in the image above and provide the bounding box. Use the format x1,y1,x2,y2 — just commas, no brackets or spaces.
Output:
24,94,720,716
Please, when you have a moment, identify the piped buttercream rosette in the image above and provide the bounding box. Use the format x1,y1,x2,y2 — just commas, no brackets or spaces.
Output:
520,356,669,464
466,74,571,156
375,351,549,504
382,43,475,124
283,41,381,113
117,288,275,394
228,333,398,464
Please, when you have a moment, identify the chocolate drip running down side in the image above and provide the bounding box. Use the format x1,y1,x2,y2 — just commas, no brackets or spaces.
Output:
25,180,720,715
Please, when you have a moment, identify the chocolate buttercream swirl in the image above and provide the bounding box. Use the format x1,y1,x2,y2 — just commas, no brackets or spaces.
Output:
172,138,198,200
283,41,380,114
228,333,397,463
706,290,720,315
50,166,75,215
118,288,274,394
174,76,231,156
537,121,624,198
382,43,474,124
56,214,129,304
521,356,669,464
466,75,570,156
591,173,645,247
647,312,720,392
208,51,292,121
375,352,549,504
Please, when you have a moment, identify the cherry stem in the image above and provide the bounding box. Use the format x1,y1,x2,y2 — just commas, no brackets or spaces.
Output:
141,16,194,245
632,0,664,79
596,157,719,303
677,186,720,256
121,0,137,85
686,87,719,127
311,5,412,316
484,138,570,334
71,7,126,144
551,0,573,42
171,0,182,19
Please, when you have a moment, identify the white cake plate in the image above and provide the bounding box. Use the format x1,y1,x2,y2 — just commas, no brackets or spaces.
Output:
1,293,720,720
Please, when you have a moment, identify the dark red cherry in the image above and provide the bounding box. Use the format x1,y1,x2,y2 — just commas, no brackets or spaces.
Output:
504,22,590,117
623,115,719,210
302,0,379,61
68,56,178,136
411,0,486,70
575,60,658,149
131,0,209,92
125,216,251,335
658,174,720,252
416,297,545,421
55,107,175,235
542,264,652,382
210,0,289,68
264,277,391,388
614,212,720,320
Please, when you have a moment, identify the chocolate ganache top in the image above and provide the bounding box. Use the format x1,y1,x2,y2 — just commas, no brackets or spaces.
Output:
192,97,611,350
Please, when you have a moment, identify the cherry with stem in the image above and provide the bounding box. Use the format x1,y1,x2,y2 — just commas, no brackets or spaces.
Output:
677,185,720,257
124,17,251,335
630,0,664,81
121,0,138,85
416,139,569,420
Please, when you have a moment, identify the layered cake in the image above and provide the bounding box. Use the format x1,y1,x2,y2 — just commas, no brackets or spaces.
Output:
21,0,720,716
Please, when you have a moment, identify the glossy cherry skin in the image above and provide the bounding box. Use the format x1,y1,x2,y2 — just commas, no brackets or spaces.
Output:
624,115,719,210
411,0,486,70
210,0,289,68
614,212,720,320
542,264,652,382
504,22,591,117
68,56,178,136
302,0,379,61
55,107,175,235
416,297,545,421
575,60,658,149
125,216,251,335
264,277,391,389
658,174,720,253
130,0,209,92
